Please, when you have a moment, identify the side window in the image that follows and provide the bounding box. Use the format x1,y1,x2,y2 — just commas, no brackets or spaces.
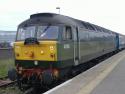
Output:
63,26,72,40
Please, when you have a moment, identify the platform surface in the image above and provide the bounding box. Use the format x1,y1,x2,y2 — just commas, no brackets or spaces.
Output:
44,50,125,94
91,52,125,94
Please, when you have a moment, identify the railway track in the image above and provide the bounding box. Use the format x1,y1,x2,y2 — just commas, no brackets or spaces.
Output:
0,79,15,87
0,76,15,88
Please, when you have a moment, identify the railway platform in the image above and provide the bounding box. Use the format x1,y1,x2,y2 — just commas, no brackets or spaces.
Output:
44,50,125,94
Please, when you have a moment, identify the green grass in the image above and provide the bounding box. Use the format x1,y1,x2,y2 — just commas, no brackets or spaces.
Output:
0,58,14,78
0,86,23,94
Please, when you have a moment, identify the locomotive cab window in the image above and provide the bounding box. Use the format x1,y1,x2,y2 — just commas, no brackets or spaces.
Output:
63,26,72,40
37,25,59,40
16,25,59,41
16,26,36,41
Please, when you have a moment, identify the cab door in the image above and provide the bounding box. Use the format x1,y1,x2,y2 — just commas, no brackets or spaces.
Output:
73,27,80,65
59,26,74,67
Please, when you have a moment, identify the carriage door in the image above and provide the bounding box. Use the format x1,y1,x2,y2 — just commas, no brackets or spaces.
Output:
73,27,79,65
116,33,119,50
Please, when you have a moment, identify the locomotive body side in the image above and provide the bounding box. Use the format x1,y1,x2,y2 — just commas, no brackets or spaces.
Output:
77,27,116,64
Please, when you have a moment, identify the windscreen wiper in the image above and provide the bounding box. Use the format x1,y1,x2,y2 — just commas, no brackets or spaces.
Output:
42,24,51,33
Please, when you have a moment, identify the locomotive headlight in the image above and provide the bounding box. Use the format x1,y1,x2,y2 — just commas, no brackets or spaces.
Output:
41,50,44,55
34,61,38,66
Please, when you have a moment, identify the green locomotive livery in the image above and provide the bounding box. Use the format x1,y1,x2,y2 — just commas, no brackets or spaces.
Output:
8,13,125,89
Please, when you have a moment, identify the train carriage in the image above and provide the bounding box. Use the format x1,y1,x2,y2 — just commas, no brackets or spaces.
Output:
118,34,125,49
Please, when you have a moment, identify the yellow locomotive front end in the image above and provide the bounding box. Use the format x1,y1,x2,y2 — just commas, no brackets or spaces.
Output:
13,25,60,88
15,41,57,61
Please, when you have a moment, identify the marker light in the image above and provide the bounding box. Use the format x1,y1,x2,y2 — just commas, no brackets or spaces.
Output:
34,61,38,65
50,46,54,51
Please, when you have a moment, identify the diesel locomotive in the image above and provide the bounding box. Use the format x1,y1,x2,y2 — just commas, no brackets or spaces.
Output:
8,13,125,89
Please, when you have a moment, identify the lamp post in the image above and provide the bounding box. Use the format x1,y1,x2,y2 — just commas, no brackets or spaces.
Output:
56,7,60,14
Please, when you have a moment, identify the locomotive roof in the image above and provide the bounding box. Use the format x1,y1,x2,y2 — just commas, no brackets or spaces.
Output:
18,13,81,27
18,13,115,34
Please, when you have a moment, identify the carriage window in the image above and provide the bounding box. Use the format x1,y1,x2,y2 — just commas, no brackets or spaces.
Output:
63,26,72,40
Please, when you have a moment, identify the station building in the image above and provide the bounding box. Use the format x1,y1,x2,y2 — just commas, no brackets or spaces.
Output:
0,31,16,43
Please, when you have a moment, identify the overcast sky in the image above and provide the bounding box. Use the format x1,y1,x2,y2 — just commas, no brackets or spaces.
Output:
0,0,125,34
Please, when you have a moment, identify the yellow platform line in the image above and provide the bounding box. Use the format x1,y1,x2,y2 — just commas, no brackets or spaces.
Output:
77,52,125,94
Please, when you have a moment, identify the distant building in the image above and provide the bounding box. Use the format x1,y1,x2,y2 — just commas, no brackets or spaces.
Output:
0,31,16,43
